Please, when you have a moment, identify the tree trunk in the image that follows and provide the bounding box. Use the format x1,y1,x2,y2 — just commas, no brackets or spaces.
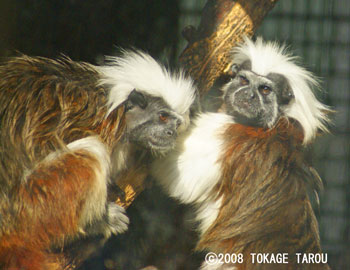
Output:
180,0,279,97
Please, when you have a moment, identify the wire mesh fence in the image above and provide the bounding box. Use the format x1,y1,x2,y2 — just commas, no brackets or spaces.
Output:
256,2,350,267
178,0,350,268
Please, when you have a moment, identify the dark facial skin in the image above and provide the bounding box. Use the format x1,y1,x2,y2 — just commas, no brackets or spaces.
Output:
223,62,294,128
124,90,182,155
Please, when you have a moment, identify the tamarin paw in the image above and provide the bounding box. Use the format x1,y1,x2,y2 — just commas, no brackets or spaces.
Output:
106,202,130,235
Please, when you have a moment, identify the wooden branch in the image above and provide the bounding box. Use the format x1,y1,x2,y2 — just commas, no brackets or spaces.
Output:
180,0,279,97
113,164,149,209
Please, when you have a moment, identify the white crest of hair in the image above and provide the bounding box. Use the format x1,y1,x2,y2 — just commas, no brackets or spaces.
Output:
98,50,196,116
151,112,233,234
232,37,330,144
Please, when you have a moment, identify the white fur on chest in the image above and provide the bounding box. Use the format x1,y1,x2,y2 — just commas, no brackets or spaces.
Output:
152,112,234,234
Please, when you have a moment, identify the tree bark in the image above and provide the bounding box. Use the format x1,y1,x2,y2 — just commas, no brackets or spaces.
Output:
179,0,279,98
113,164,149,209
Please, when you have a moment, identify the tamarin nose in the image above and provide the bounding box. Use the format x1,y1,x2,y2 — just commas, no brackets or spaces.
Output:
243,88,255,99
166,129,174,136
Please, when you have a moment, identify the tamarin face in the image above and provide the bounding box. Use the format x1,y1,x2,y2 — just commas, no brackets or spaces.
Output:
223,62,295,128
124,90,183,155
223,37,331,144
99,50,196,155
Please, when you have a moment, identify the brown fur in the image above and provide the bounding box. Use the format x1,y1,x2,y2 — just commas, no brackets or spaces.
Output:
0,56,125,188
0,150,105,269
197,119,329,270
0,56,126,269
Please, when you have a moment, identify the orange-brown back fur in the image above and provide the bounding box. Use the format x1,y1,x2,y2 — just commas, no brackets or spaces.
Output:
0,56,126,269
0,56,125,188
198,119,329,269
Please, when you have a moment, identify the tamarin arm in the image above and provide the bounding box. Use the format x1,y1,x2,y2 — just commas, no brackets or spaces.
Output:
15,137,110,245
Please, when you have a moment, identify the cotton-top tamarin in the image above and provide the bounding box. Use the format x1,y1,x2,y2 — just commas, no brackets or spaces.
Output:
152,38,331,270
0,51,196,270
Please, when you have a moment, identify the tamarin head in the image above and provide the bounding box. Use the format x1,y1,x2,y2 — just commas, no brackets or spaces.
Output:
222,37,331,144
99,50,197,155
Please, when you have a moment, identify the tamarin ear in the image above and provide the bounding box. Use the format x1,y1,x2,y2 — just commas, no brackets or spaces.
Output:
229,60,251,78
127,89,148,110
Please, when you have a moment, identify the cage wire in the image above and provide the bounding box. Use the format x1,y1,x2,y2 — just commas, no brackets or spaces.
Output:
256,1,350,267
179,0,350,268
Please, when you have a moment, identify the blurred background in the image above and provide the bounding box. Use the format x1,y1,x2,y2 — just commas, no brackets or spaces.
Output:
0,0,348,269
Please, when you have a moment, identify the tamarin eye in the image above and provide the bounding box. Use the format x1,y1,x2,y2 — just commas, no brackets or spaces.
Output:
159,111,169,123
259,85,272,95
239,75,249,86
